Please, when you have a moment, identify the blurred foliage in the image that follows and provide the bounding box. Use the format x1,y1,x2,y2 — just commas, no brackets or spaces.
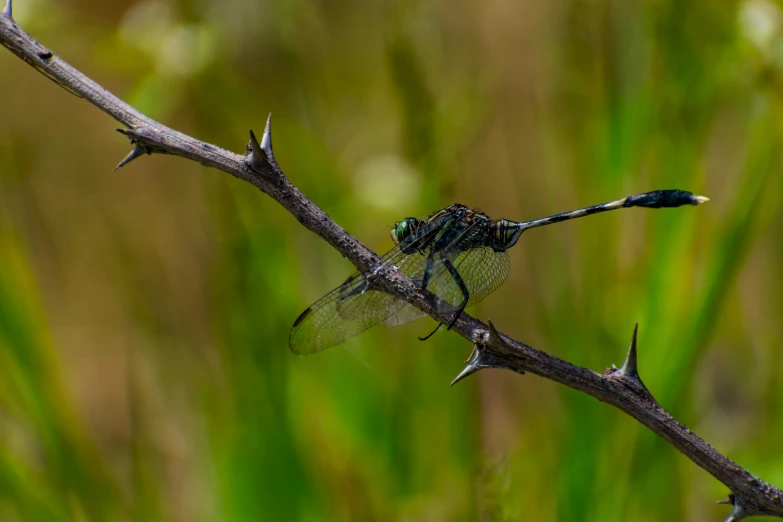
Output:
1,0,783,520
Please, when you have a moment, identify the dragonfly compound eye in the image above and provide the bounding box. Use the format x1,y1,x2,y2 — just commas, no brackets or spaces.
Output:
391,218,418,244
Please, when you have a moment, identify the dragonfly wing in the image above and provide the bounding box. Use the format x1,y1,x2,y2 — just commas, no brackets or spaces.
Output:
422,247,511,314
457,247,511,306
384,303,428,327
289,273,408,354
289,212,457,354
385,247,511,327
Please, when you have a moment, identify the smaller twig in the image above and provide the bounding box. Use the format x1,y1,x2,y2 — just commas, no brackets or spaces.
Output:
2,0,11,18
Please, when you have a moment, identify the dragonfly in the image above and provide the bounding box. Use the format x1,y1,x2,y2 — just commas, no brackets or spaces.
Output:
289,189,708,355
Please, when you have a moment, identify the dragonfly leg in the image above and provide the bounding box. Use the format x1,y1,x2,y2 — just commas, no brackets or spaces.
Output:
417,249,445,341
441,255,470,330
418,323,442,341
420,248,436,289
418,253,471,342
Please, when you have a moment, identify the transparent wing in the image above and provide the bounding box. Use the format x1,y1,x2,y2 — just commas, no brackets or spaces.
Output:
385,247,511,326
448,247,511,307
289,213,455,355
289,276,408,355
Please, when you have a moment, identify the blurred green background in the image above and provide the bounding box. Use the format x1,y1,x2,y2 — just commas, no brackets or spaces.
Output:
1,0,782,520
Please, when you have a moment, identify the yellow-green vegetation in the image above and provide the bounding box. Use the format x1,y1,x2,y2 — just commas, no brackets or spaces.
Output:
1,0,782,520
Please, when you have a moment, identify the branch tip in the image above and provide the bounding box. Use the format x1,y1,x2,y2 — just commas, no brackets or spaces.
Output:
261,112,275,162
693,195,710,205
113,144,147,171
2,0,11,17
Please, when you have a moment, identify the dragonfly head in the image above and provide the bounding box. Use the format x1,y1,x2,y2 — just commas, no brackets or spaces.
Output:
492,219,524,250
391,217,420,244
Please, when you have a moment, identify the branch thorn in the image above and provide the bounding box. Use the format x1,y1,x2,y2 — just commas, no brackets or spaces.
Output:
248,129,263,167
607,323,654,398
449,334,486,386
486,319,516,357
261,112,275,163
450,357,482,386
2,0,12,18
717,494,749,522
113,144,147,171
452,320,523,386
619,322,640,379
248,113,276,172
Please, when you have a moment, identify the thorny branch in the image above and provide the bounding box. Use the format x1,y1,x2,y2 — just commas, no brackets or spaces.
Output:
1,3,780,520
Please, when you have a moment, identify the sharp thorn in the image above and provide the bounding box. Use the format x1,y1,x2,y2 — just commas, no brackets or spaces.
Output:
717,494,748,522
693,195,710,205
723,506,747,522
248,129,264,167
113,144,147,171
2,0,12,17
450,360,482,386
261,112,275,163
487,319,502,345
115,127,145,141
619,322,640,379
464,345,479,364
486,319,516,357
